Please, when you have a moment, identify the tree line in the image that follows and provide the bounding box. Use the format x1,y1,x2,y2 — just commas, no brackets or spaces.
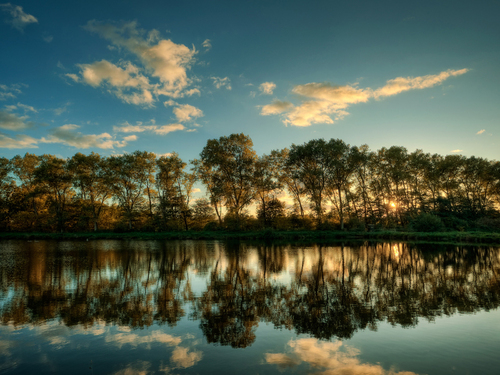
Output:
1,133,499,232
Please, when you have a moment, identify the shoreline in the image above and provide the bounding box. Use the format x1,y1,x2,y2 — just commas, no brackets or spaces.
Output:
1,230,500,245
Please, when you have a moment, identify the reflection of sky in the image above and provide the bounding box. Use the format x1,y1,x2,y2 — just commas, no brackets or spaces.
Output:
1,241,500,374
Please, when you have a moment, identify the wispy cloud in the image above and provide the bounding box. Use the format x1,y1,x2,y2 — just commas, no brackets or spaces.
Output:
211,76,231,90
0,133,38,148
113,121,185,135
373,68,469,98
0,109,34,130
202,39,212,51
476,129,485,135
0,3,37,32
0,83,23,101
41,124,132,149
259,82,276,95
261,68,469,127
451,149,463,153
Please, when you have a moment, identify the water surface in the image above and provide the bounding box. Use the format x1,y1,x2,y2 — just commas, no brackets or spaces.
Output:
1,240,499,374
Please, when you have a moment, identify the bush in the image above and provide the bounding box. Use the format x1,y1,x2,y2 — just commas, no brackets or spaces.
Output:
410,213,445,232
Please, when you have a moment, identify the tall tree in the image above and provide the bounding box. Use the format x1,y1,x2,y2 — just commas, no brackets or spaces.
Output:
67,152,113,231
34,155,74,233
197,134,257,220
108,152,150,230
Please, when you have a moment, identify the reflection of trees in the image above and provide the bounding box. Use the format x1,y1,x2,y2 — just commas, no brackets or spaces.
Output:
1,240,500,346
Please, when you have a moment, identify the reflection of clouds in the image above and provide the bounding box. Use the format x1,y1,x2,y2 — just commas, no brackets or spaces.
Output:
113,360,151,375
266,338,418,375
105,331,181,349
170,346,203,368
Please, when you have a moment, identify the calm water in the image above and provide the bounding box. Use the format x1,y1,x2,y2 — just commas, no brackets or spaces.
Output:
1,240,499,375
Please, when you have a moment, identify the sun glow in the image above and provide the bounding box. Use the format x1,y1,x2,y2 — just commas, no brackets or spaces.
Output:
390,202,396,208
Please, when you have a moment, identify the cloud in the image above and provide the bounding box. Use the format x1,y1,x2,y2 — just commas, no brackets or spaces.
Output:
0,83,22,100
211,76,231,90
76,60,154,106
154,124,184,135
54,102,71,116
170,347,203,369
41,124,131,149
4,102,37,113
155,152,173,158
0,133,38,148
266,338,417,375
123,135,137,141
172,104,203,122
113,121,185,135
0,109,34,130
262,68,469,127
373,69,469,98
476,129,485,135
43,35,53,43
0,3,37,31
451,149,463,153
106,331,181,349
84,20,197,98
202,39,212,51
259,82,276,95
260,100,293,116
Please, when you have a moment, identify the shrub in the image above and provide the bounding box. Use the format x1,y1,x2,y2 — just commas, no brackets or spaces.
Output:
410,213,445,232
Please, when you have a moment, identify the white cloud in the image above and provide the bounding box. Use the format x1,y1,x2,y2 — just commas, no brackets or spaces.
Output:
155,152,173,158
123,135,137,141
65,73,79,83
0,3,37,32
266,338,417,375
202,39,212,51
0,109,33,130
173,104,203,122
476,129,485,135
170,347,203,369
154,124,184,135
41,124,131,149
451,149,463,153
211,76,231,90
76,60,154,106
260,100,293,116
259,82,276,95
0,133,38,148
113,121,185,135
0,83,22,101
373,69,469,98
262,68,469,127
106,331,181,349
84,20,197,98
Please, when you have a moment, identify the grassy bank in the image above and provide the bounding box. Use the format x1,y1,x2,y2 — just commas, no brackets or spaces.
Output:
1,230,500,244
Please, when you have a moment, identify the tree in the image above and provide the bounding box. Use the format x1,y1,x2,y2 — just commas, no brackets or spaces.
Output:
156,153,185,229
108,152,150,230
287,139,330,222
197,133,257,221
67,152,113,231
11,153,41,229
253,154,282,226
34,155,74,232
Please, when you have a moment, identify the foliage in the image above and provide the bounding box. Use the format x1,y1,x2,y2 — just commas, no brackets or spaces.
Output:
410,213,445,232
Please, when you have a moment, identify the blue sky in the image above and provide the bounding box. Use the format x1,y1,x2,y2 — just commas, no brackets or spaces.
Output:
1,0,499,163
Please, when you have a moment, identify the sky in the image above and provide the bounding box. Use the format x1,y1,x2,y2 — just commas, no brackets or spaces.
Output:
1,0,499,165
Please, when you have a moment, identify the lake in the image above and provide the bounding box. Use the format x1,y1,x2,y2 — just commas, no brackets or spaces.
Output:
1,240,499,374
